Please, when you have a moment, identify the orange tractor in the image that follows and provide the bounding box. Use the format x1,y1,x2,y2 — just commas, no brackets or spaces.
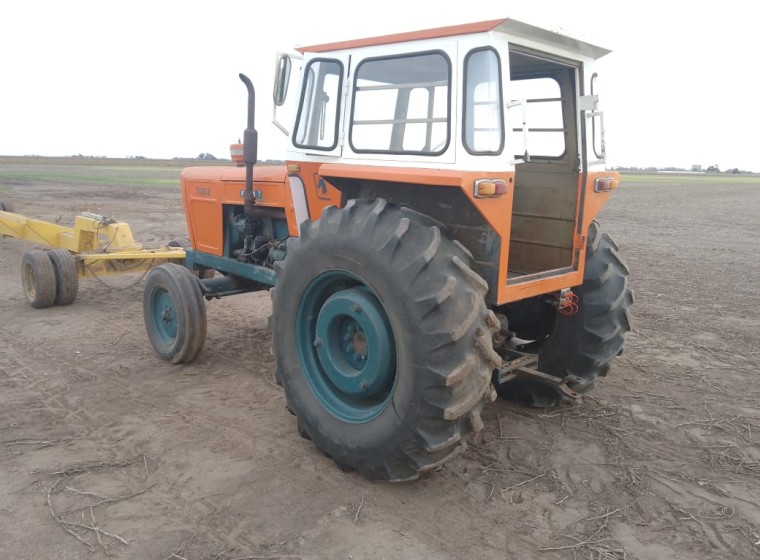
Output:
143,18,633,480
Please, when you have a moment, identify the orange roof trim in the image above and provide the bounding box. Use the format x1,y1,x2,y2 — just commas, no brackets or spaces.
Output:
296,18,508,54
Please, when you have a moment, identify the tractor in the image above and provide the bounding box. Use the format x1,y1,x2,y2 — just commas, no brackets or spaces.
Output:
143,18,633,481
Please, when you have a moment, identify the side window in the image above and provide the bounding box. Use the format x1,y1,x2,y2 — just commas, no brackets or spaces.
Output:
463,48,504,154
350,51,450,155
293,59,343,150
508,76,565,159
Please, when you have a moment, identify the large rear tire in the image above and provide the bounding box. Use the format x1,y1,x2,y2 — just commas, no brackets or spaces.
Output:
495,221,633,405
21,250,57,309
271,199,500,481
47,249,79,306
143,263,207,364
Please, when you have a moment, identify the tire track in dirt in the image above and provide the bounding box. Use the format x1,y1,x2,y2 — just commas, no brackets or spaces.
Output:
0,299,512,559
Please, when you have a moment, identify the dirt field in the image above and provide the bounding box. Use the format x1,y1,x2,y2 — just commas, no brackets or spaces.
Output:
1,163,759,559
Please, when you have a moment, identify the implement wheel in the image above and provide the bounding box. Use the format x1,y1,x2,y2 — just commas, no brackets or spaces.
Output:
271,199,500,481
143,263,207,364
47,249,79,306
21,250,57,309
495,221,634,406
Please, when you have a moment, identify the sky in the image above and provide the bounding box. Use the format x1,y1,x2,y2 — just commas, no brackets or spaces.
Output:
0,1,757,171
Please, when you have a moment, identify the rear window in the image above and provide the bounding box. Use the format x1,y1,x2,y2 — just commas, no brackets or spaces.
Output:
509,77,565,159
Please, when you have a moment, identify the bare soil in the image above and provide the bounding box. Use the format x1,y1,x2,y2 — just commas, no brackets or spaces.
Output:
1,170,759,559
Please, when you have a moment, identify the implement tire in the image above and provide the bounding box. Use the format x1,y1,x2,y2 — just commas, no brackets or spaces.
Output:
271,199,500,481
48,249,79,306
143,263,207,364
495,221,633,405
21,250,57,309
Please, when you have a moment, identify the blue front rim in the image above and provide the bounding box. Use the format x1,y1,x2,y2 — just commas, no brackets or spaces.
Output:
152,288,178,344
296,271,397,423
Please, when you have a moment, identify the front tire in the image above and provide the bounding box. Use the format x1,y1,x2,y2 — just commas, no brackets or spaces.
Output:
143,263,207,364
271,199,500,481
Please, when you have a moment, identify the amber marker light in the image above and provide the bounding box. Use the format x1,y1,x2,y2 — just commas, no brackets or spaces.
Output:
230,143,244,167
594,177,619,192
474,179,508,198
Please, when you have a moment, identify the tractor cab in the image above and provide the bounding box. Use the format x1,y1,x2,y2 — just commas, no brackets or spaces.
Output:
273,18,617,306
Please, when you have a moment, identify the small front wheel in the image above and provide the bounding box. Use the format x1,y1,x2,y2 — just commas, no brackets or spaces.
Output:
21,250,57,309
143,263,207,364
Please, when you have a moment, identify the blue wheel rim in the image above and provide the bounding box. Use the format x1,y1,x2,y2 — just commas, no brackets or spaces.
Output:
296,271,396,423
151,288,178,344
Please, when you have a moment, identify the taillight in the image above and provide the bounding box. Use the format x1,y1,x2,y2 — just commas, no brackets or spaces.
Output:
474,179,509,198
594,177,619,192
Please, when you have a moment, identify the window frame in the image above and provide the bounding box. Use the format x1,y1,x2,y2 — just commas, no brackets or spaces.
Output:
348,49,453,156
292,57,345,151
509,73,568,161
462,47,505,156
590,72,605,161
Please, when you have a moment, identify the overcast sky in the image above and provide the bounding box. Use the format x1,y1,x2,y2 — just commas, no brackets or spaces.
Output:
1,1,756,171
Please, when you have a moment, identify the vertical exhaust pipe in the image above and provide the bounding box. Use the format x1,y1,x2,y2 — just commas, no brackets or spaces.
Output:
236,73,259,262
239,73,258,218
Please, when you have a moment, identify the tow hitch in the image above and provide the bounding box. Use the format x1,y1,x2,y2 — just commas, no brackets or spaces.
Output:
494,354,582,401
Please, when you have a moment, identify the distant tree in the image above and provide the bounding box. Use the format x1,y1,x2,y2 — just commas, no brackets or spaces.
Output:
706,164,720,173
691,164,703,172
197,153,216,160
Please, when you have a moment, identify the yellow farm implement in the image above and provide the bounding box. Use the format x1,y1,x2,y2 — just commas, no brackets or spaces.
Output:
0,203,185,307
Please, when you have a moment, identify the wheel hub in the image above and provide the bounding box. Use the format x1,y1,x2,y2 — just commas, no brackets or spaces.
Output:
296,272,398,423
314,288,394,397
152,290,177,341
